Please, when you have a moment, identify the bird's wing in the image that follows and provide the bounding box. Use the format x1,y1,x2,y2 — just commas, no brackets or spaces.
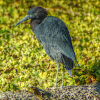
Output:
35,16,77,61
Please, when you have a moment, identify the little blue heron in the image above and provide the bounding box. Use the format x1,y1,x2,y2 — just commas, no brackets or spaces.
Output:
15,6,78,87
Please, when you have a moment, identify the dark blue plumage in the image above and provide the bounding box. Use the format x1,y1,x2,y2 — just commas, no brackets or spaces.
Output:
15,6,78,87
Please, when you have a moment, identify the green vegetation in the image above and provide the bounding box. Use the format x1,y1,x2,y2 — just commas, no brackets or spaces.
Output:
0,0,100,92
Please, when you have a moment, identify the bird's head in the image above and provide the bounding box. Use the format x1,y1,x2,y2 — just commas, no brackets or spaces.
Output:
15,6,47,27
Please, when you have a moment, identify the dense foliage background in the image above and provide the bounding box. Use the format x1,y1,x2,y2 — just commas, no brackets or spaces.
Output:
0,0,100,91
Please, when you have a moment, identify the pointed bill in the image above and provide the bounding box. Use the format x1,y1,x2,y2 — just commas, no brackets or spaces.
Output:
15,15,30,27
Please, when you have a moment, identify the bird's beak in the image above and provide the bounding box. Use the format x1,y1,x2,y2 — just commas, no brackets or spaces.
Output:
15,15,30,27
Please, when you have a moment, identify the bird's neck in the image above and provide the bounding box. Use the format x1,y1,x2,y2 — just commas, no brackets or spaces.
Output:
30,19,43,32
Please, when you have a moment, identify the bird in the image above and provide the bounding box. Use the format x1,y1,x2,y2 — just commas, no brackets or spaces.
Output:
15,6,78,87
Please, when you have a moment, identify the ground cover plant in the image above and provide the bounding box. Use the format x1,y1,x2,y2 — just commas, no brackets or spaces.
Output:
0,0,100,91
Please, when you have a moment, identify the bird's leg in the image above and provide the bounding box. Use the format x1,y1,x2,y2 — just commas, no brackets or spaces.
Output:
67,70,72,78
55,64,60,87
61,66,64,87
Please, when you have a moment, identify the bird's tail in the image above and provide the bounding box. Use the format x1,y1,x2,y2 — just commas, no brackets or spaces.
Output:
62,55,74,77
67,70,72,77
67,60,79,77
